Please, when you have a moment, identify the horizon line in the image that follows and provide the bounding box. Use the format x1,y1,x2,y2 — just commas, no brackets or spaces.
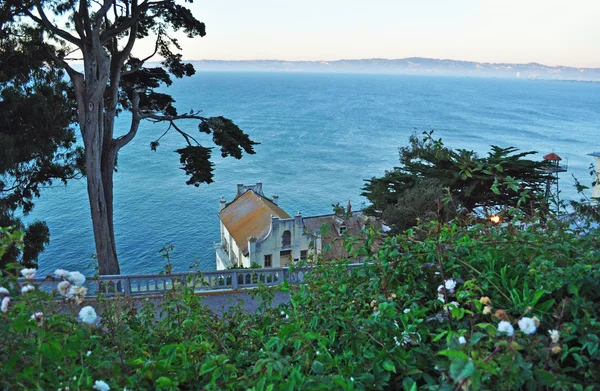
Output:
175,57,600,70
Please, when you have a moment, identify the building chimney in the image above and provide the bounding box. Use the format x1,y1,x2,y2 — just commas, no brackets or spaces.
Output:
236,183,245,198
219,197,227,211
272,194,279,205
347,199,352,214
295,211,302,226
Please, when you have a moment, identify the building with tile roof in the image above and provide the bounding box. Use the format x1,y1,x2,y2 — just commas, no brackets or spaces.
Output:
215,183,312,269
215,184,382,270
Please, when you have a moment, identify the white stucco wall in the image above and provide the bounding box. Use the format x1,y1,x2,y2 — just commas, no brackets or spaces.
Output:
249,215,312,268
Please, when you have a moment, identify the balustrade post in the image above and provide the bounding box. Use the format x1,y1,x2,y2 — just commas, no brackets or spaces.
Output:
232,271,238,289
124,277,132,296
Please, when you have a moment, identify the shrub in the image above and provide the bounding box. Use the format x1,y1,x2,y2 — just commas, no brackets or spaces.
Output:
0,211,599,390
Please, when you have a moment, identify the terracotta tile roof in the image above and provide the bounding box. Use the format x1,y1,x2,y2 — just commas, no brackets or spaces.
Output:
219,190,290,255
543,152,562,161
303,211,382,260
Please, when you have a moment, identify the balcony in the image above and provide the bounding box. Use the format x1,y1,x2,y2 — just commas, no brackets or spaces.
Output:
214,243,233,269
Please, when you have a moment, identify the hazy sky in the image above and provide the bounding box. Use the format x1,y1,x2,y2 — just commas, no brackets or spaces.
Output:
137,0,600,67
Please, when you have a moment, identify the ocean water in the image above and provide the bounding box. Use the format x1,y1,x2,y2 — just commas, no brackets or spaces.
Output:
23,72,600,275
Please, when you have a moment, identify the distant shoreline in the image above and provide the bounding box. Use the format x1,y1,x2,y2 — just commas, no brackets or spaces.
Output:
181,58,600,82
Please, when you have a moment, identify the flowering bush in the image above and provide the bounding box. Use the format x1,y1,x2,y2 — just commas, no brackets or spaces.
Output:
0,209,599,390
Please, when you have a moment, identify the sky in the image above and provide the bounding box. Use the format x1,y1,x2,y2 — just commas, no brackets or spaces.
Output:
134,0,600,68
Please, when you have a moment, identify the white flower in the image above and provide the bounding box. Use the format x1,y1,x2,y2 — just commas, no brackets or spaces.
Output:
401,331,421,346
449,301,459,309
437,284,444,292
20,268,37,280
458,336,467,345
57,281,71,296
548,329,560,344
444,279,456,291
30,312,43,321
1,297,10,313
21,284,35,294
518,317,537,335
393,336,402,346
78,306,97,324
497,321,514,336
67,286,88,304
87,350,92,356
350,377,354,382
93,380,110,391
437,293,445,303
403,308,411,314
67,271,86,286
0,287,8,295
54,269,71,278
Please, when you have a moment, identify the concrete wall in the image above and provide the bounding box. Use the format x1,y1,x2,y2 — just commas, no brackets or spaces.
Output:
250,214,311,268
216,222,250,269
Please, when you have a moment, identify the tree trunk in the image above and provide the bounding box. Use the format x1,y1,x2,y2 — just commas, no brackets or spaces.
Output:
79,44,121,275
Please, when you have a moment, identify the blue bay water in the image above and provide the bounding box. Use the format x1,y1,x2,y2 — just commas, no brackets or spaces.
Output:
24,73,600,275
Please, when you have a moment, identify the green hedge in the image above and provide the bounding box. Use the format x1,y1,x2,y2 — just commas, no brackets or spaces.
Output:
1,212,599,390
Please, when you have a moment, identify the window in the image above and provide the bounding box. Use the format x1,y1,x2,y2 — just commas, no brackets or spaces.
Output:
280,250,291,258
339,224,347,234
223,238,229,254
281,230,291,248
264,254,272,268
300,250,308,260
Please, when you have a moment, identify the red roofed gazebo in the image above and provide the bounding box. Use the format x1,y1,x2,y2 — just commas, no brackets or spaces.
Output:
543,152,562,161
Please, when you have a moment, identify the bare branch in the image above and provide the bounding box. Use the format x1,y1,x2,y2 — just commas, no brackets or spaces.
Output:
169,121,200,146
23,4,81,46
114,90,142,151
93,0,113,36
100,0,145,43
141,113,209,122
78,0,93,41
121,35,160,76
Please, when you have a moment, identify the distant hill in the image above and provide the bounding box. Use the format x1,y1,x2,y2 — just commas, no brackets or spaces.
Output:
189,58,600,81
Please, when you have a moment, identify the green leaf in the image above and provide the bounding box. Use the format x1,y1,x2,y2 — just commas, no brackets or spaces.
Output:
382,359,396,373
534,369,556,386
403,378,417,391
200,360,218,375
450,360,475,382
469,332,486,345
437,349,469,361
311,360,324,374
156,377,172,387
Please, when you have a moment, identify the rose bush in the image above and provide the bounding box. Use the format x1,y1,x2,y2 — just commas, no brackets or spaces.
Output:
0,209,599,390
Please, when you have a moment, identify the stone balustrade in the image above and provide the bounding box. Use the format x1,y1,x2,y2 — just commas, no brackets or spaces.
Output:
21,264,363,298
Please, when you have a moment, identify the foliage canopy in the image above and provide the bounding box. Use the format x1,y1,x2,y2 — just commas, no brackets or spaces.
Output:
0,22,82,270
1,207,599,390
363,132,552,232
1,1,258,274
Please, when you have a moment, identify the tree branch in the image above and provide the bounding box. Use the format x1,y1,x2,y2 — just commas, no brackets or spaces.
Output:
23,3,81,46
93,0,113,37
114,90,142,151
121,35,160,76
100,0,144,43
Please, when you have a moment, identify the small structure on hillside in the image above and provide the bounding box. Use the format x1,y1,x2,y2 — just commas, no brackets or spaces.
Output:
542,152,567,204
215,183,381,270
589,152,600,205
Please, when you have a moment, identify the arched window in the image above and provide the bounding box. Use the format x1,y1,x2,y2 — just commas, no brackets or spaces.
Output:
282,230,291,248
